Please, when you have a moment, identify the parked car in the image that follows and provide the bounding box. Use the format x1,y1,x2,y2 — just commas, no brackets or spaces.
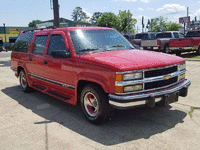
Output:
133,32,156,47
124,34,135,42
169,30,200,56
11,27,191,124
141,31,185,53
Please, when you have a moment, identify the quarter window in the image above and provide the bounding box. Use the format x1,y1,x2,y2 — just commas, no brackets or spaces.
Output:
48,35,66,55
32,35,48,54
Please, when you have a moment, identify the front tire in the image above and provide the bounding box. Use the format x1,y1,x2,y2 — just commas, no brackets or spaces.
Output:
19,70,32,93
196,47,200,55
80,84,112,125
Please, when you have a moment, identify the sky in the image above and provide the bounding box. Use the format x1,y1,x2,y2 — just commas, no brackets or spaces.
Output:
1,0,200,32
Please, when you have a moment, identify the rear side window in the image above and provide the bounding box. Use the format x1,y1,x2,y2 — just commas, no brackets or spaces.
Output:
48,35,66,55
32,35,48,54
156,33,172,38
13,32,34,52
173,33,179,38
186,31,200,37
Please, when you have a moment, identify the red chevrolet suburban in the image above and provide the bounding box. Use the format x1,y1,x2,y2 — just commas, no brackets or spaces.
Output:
11,27,191,124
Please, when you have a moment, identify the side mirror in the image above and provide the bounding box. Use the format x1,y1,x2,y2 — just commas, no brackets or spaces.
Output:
51,50,71,58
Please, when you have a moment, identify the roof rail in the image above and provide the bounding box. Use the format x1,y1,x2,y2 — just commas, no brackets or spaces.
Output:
22,26,57,33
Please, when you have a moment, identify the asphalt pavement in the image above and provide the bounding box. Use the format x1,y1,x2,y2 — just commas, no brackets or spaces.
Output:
0,51,199,150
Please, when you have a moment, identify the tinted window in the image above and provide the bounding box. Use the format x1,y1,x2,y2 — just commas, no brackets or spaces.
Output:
156,33,172,38
135,34,148,39
48,35,66,55
32,35,48,54
186,31,200,37
13,32,34,52
173,33,179,38
150,34,156,39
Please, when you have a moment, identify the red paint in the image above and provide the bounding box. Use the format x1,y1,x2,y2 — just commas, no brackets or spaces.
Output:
11,27,185,106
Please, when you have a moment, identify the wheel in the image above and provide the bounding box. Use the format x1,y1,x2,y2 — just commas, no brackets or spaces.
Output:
196,47,200,55
80,84,112,124
175,51,181,56
19,70,32,93
164,45,171,54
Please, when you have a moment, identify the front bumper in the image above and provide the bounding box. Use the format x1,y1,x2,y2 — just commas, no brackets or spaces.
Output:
109,79,191,109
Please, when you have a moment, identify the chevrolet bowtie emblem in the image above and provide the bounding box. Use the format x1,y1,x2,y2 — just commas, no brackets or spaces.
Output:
164,75,171,80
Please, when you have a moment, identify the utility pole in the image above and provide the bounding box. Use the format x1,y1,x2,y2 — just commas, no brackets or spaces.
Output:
3,23,6,45
53,0,60,27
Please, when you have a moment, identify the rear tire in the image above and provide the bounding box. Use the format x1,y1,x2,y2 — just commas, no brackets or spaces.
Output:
19,70,32,93
80,84,112,125
175,51,181,56
164,45,171,54
196,47,200,55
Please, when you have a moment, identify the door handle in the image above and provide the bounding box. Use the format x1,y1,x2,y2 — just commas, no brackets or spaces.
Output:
44,60,48,64
29,57,32,61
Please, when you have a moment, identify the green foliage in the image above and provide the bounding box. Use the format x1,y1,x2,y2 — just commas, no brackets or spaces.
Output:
148,16,168,32
72,6,88,22
166,22,181,31
96,12,120,29
28,20,42,27
90,12,102,25
117,10,137,33
96,10,137,33
148,16,181,32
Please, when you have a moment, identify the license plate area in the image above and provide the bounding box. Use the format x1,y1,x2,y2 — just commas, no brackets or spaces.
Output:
164,92,179,105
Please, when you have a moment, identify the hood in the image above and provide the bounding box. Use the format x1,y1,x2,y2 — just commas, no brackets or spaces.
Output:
79,49,185,71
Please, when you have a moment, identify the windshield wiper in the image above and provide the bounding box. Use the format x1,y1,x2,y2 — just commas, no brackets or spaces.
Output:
77,48,100,54
110,44,125,48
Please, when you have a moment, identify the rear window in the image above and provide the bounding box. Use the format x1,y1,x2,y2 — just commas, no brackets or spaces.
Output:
13,32,34,52
135,34,148,39
156,33,172,38
186,31,200,37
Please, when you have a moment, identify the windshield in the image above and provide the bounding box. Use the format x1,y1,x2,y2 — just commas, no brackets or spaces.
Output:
69,29,134,54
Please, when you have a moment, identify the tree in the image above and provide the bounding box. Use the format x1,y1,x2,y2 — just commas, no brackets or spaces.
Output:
72,6,88,22
148,16,168,32
96,12,120,30
90,12,102,25
117,10,137,33
28,20,42,27
166,22,181,31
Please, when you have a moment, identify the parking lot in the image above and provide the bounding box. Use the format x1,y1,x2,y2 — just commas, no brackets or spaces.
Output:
0,51,200,150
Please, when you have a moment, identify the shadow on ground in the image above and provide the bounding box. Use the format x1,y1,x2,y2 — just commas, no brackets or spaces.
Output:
2,86,187,146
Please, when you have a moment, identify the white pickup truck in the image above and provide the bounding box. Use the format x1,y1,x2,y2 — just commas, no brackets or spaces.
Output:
141,31,185,53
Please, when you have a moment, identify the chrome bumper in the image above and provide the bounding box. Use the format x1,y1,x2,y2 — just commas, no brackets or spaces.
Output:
109,79,191,109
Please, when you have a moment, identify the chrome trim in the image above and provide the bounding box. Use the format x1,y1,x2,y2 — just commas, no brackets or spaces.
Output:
169,47,195,51
109,79,191,101
115,70,185,86
29,73,75,90
116,63,179,74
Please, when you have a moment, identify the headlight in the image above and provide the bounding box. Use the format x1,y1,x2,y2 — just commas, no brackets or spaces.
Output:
179,73,185,81
116,72,143,81
178,62,186,71
124,84,143,92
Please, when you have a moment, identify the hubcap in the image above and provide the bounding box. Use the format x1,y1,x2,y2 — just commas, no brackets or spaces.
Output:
20,73,27,89
83,92,99,117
